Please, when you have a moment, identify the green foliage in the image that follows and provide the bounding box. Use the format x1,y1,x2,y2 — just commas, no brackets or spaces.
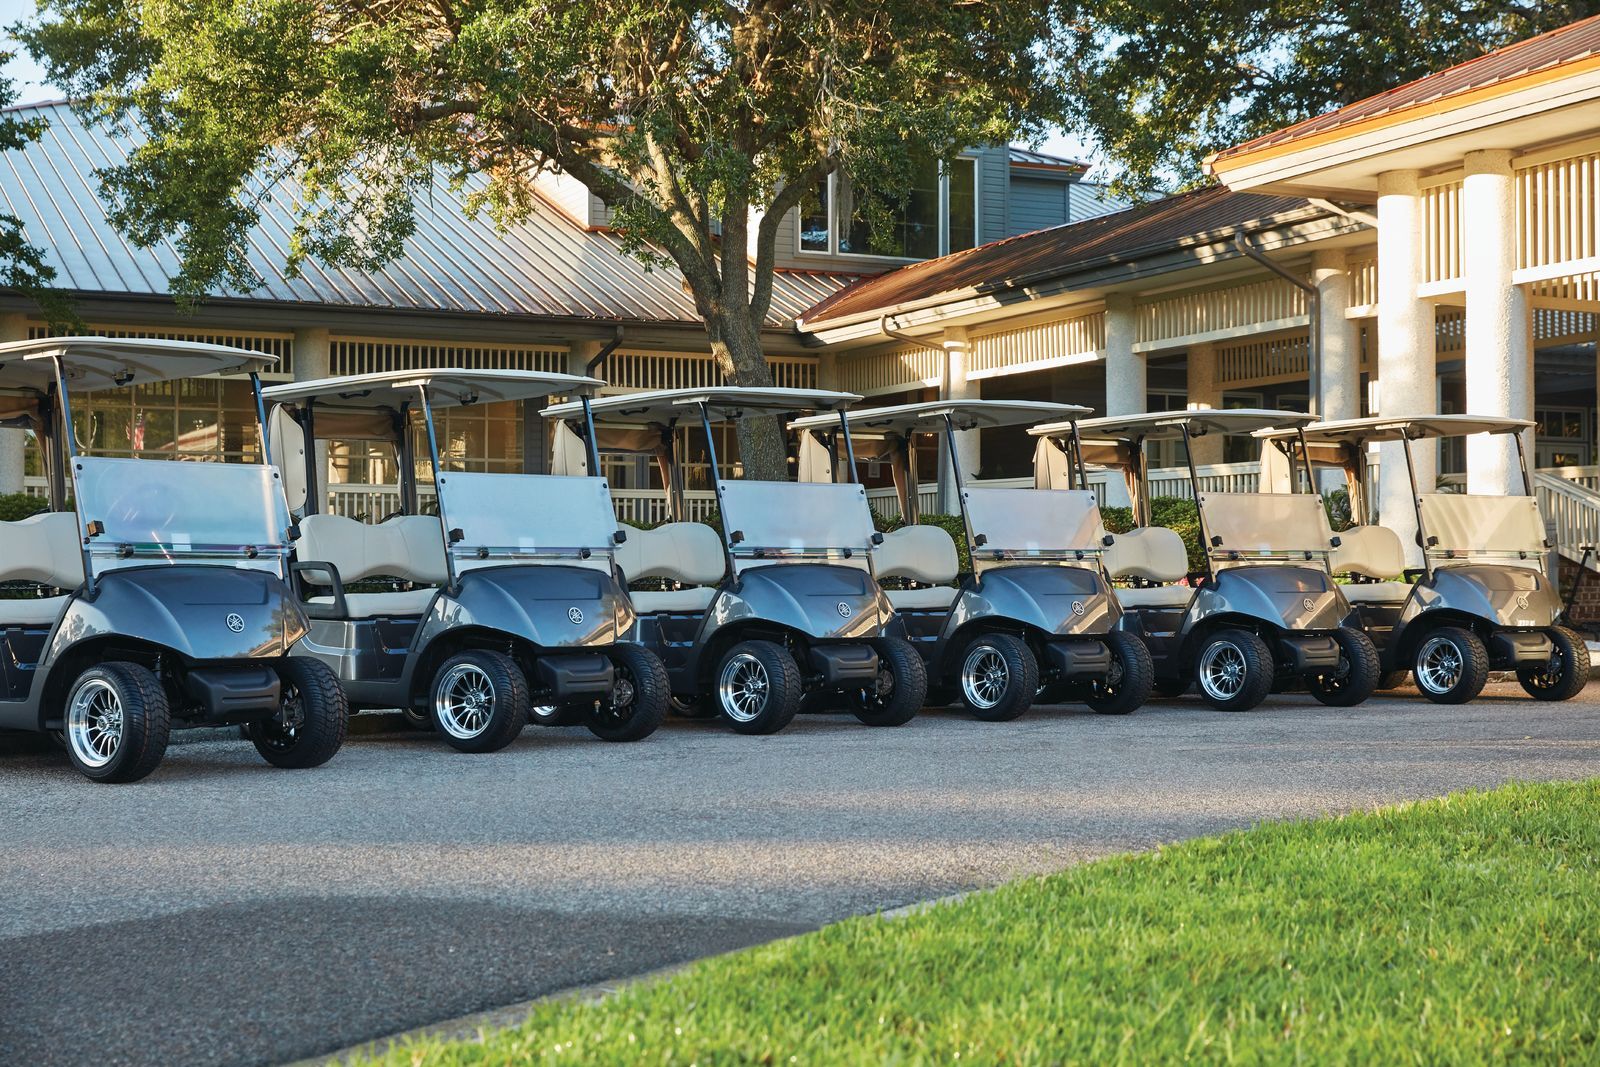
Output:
1062,3,1600,193
355,779,1600,1065
1102,496,1204,574
1324,488,1353,533
0,492,51,522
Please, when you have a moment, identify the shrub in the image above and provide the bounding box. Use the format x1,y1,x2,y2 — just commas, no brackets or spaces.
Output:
1323,488,1353,532
0,493,51,522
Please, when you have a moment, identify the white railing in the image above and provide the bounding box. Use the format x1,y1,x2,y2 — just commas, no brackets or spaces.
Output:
1534,472,1600,566
1540,465,1600,493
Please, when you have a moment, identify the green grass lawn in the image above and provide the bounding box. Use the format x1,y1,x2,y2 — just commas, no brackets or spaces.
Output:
361,780,1600,1064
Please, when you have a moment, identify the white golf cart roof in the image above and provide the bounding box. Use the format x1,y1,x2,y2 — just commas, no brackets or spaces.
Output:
544,386,861,425
0,336,277,393
1046,408,1318,443
263,368,602,411
1257,414,1534,445
789,399,1092,436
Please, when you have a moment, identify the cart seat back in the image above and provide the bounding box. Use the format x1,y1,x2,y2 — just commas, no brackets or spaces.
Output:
0,512,85,589
297,514,448,585
874,525,959,586
614,522,726,587
1330,524,1405,580
1103,527,1187,584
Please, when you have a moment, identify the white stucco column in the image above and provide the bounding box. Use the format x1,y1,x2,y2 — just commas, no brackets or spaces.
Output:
0,312,29,494
293,327,333,494
1103,295,1143,416
1185,342,1223,465
938,326,979,513
1463,149,1533,495
1375,170,1436,566
1312,249,1360,422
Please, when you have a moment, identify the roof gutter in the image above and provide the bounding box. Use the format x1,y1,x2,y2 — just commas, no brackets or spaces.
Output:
1233,230,1320,416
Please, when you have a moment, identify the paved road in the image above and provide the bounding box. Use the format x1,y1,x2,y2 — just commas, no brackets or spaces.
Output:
3,683,1599,1066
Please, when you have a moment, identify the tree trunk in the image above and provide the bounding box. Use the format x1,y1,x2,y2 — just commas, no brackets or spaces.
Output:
707,306,789,481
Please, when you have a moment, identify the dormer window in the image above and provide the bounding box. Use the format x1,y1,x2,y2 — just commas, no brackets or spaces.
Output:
799,156,976,260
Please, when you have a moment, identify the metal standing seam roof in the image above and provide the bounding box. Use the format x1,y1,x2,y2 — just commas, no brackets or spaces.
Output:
1007,147,1089,171
1211,15,1600,165
0,101,862,328
798,186,1316,328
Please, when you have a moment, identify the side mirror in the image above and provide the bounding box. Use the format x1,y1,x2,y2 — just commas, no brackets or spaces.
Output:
613,529,628,545
448,527,465,544
871,531,885,546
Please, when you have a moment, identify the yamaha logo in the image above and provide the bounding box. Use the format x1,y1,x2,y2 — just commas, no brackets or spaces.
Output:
1071,600,1086,617
567,606,584,625
836,602,853,619
225,612,245,633
1302,597,1316,612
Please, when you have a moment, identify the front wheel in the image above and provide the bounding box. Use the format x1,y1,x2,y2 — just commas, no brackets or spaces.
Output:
587,645,669,742
1194,629,1274,712
714,641,801,735
249,658,349,768
853,637,927,727
430,650,529,753
1084,631,1155,715
1518,625,1591,701
955,633,1036,722
1412,627,1488,704
62,662,171,783
1307,629,1381,707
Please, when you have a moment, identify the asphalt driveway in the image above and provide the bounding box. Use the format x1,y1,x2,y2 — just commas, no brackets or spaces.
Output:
3,682,1599,1065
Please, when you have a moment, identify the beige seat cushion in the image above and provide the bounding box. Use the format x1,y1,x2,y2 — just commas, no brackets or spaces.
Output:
0,512,85,590
1103,527,1188,584
630,586,718,614
1341,582,1412,605
875,525,959,585
0,595,69,627
298,514,448,585
1115,584,1194,609
1331,525,1406,580
886,585,960,611
310,587,437,618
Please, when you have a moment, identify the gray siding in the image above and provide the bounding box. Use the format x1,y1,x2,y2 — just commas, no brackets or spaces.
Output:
975,147,1010,246
1008,176,1069,236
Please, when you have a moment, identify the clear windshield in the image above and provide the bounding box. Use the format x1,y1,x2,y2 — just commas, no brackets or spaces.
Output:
718,481,876,560
1199,492,1332,557
75,457,292,575
436,472,619,567
1419,493,1545,556
963,487,1103,555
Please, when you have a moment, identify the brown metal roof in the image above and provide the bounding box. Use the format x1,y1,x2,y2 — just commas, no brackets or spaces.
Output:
1212,15,1600,165
799,186,1313,327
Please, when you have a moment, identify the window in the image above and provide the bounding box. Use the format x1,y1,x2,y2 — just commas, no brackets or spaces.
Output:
798,156,977,260
67,378,263,463
325,401,524,487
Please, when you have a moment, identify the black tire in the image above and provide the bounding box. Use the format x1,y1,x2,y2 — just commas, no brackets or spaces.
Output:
61,662,170,783
1085,630,1155,715
713,640,802,735
1193,629,1274,712
399,705,434,731
1518,625,1591,702
1307,629,1381,708
429,650,529,752
854,636,928,727
1411,626,1489,705
1376,670,1410,691
249,658,349,769
1154,676,1190,698
669,695,717,719
587,644,669,742
951,632,1036,722
528,703,585,727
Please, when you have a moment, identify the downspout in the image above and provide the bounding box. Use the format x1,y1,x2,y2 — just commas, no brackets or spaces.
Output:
1233,231,1320,417
879,313,958,512
585,325,626,376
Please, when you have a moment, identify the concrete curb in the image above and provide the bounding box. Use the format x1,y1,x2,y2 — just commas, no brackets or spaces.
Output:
296,891,973,1066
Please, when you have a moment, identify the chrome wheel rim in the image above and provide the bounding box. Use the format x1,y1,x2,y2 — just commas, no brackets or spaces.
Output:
961,645,1009,709
435,664,496,740
719,653,769,723
1198,641,1247,701
67,678,123,769
259,684,303,750
1416,636,1462,694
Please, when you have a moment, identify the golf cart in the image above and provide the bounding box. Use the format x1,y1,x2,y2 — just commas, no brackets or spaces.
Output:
0,337,347,782
1041,409,1379,711
263,369,669,752
544,387,926,734
789,400,1153,719
1259,415,1588,703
